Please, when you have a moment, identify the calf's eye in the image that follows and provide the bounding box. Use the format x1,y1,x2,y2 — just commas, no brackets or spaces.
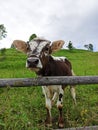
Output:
45,47,49,51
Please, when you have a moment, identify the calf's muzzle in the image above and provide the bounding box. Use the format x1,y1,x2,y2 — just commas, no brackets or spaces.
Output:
26,57,39,68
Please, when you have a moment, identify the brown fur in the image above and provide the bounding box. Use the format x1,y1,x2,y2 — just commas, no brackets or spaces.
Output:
37,56,72,77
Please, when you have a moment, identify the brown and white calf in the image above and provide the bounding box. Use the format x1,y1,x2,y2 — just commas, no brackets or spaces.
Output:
12,37,76,128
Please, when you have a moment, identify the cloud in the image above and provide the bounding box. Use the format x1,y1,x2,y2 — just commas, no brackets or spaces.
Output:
0,0,98,51
68,6,98,50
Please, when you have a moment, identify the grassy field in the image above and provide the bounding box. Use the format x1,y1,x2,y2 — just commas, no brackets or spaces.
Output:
0,48,98,130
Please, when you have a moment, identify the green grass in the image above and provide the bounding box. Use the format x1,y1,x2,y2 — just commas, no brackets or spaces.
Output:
0,48,98,129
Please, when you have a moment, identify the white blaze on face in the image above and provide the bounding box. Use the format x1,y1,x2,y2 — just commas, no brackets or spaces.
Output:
37,41,49,53
29,41,38,51
29,38,50,54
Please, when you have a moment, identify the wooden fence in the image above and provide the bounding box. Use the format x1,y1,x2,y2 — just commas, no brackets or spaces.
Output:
0,76,98,88
57,125,98,130
0,76,98,130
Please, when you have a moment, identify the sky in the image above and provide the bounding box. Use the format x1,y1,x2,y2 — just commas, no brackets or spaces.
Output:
0,0,98,51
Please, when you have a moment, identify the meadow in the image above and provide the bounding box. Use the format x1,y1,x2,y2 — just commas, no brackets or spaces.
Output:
0,48,98,130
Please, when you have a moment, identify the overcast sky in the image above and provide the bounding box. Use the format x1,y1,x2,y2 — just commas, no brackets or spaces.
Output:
0,0,98,51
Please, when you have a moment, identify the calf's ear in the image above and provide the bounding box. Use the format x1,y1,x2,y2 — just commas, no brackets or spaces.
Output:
50,40,65,53
12,40,30,54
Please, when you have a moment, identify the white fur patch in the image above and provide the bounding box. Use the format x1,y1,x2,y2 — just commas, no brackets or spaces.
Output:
29,41,38,51
36,59,43,68
52,56,67,61
42,85,64,109
37,41,49,53
26,61,28,68
46,98,52,109
57,100,63,108
29,38,50,53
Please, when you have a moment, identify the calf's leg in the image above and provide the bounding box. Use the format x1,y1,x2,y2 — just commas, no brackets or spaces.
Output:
42,86,52,126
70,86,76,105
57,87,64,128
45,98,52,126
70,70,77,105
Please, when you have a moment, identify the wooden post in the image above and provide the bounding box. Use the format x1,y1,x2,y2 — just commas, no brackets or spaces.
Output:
0,76,98,88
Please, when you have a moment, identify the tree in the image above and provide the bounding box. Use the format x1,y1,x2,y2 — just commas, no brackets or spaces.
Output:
84,44,89,50
29,34,37,42
67,41,74,50
89,44,93,52
0,24,7,40
84,43,93,51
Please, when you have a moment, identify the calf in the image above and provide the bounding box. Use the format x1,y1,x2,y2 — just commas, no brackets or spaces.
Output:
12,37,76,128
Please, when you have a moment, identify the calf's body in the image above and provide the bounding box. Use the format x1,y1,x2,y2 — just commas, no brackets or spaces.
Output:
12,37,76,128
36,56,76,128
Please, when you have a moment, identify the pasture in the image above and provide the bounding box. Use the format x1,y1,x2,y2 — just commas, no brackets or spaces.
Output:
0,48,98,129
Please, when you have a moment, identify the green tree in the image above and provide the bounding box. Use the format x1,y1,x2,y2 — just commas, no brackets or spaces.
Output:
89,44,93,52
84,44,93,51
29,34,37,42
84,44,89,50
0,24,7,40
67,41,74,50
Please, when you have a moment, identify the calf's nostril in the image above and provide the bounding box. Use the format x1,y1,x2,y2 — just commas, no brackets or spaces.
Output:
27,60,30,63
34,59,39,64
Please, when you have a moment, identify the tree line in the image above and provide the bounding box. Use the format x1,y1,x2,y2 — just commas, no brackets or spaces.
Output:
67,41,93,52
0,24,94,52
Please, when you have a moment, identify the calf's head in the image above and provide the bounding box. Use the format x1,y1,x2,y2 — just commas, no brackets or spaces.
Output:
13,38,65,73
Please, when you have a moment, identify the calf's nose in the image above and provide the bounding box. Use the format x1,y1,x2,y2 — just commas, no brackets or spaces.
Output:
27,58,39,65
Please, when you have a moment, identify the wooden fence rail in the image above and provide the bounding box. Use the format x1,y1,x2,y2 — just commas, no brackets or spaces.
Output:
0,76,98,130
56,125,98,130
0,76,98,88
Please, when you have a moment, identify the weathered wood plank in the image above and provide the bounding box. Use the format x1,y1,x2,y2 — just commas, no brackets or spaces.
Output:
55,125,98,130
0,76,98,88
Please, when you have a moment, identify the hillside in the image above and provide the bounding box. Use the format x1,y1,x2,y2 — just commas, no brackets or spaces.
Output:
0,48,98,129
0,48,98,78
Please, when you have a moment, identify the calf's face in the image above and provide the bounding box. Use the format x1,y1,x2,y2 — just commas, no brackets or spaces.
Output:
12,38,65,73
26,39,51,72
